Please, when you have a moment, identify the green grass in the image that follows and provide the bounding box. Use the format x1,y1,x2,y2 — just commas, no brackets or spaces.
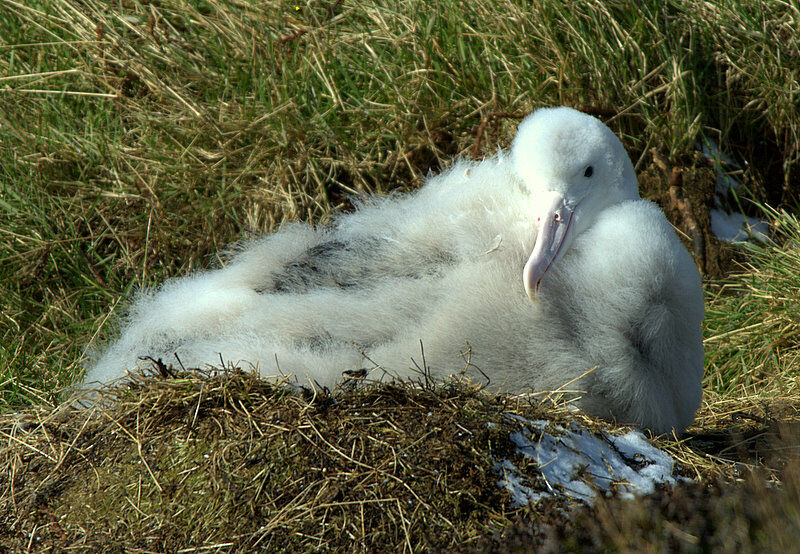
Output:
703,205,800,397
1,0,799,408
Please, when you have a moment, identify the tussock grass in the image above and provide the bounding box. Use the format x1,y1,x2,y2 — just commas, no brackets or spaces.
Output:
1,0,799,401
703,206,800,397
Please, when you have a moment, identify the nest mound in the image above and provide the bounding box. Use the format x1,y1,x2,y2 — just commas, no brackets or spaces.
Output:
1,371,798,551
1,372,537,550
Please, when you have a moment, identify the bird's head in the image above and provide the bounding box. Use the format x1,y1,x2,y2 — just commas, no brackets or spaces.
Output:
512,107,639,301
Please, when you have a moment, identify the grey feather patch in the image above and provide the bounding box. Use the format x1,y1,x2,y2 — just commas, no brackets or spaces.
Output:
263,238,457,294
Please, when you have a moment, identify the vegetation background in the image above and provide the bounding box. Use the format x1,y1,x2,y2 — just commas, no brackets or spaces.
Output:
1,0,799,550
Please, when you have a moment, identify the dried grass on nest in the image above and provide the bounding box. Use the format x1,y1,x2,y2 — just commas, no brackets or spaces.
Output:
2,369,799,552
0,369,556,551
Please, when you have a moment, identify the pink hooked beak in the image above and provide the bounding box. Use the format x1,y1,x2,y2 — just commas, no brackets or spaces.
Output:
523,195,576,301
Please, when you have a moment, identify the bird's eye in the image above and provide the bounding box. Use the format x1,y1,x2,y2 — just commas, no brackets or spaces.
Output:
584,166,594,178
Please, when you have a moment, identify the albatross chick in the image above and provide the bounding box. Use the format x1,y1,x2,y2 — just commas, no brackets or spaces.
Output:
85,107,704,434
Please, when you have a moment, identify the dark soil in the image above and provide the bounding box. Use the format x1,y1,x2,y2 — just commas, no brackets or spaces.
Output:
470,469,800,553
638,158,747,280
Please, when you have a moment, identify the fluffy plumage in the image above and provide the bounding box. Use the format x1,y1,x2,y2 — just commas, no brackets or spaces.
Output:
85,107,704,434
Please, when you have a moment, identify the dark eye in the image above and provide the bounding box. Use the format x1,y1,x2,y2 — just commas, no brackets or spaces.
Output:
584,166,594,178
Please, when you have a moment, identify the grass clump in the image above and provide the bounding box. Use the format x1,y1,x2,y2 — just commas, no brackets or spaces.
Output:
703,206,800,397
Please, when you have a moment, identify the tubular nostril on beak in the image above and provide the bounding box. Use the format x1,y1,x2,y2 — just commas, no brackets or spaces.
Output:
523,194,578,301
